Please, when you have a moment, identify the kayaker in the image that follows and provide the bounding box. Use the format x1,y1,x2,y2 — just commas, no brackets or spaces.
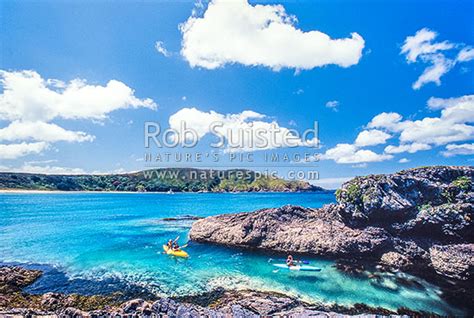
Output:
286,255,295,267
167,239,173,249
172,242,180,251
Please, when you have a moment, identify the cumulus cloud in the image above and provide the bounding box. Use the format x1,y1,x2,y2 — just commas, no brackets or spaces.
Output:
398,158,410,163
322,128,392,165
168,107,319,152
179,0,365,71
384,143,431,154
355,129,391,147
321,143,393,164
324,94,473,163
441,143,474,157
0,70,156,159
367,112,404,131
0,142,49,160
0,70,156,122
368,94,474,155
0,121,94,142
401,28,474,89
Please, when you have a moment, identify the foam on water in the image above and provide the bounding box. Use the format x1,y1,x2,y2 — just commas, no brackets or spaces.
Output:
0,192,464,315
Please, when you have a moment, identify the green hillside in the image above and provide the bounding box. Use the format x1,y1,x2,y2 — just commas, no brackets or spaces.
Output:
0,169,325,192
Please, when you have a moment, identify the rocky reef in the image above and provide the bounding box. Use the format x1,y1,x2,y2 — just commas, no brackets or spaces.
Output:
190,166,474,305
1,266,423,317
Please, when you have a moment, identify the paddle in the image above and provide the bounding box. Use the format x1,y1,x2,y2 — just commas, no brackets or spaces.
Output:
268,258,310,264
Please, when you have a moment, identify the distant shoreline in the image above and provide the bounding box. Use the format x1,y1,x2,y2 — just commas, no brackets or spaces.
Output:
0,169,326,193
0,189,162,194
0,189,331,194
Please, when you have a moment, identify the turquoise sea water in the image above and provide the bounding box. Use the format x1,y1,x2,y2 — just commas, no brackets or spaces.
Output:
0,192,462,315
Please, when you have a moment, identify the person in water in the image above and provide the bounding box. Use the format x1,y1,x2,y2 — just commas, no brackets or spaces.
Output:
286,255,295,266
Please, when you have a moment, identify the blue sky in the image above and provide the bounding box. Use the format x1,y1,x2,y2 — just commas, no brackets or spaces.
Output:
0,0,473,188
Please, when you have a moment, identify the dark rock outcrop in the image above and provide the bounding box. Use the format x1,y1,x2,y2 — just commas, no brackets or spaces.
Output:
336,166,473,228
429,244,474,281
191,204,392,257
190,166,474,282
0,266,42,294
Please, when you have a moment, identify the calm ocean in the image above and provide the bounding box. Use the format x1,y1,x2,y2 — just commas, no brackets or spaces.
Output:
0,192,462,315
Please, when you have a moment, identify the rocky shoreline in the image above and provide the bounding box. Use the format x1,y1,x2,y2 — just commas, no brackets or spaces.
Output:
2,166,473,317
0,266,441,317
190,166,474,314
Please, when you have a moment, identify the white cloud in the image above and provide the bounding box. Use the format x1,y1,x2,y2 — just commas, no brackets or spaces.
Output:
179,0,365,71
351,163,368,168
325,100,339,112
13,164,86,175
0,163,137,175
457,47,474,62
398,158,410,163
400,119,472,145
401,28,453,63
0,70,156,159
427,95,474,123
168,107,319,152
324,95,473,163
385,143,431,154
155,41,172,57
368,95,474,152
412,54,454,90
0,142,49,160
441,143,474,157
367,112,404,131
0,70,156,122
0,121,94,142
401,28,473,90
313,176,353,189
0,163,86,175
321,143,393,164
355,129,391,147
322,128,392,165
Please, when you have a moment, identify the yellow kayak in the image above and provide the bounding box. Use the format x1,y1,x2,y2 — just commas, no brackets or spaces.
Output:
163,245,189,258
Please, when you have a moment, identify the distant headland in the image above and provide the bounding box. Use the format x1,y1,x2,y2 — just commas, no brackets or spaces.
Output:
0,168,325,193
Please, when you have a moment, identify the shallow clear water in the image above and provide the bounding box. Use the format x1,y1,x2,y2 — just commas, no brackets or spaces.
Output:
0,192,462,315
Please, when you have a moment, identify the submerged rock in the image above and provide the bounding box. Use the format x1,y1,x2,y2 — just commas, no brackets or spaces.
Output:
161,215,203,221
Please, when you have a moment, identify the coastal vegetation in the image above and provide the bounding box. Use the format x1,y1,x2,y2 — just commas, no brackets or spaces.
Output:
0,169,323,192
